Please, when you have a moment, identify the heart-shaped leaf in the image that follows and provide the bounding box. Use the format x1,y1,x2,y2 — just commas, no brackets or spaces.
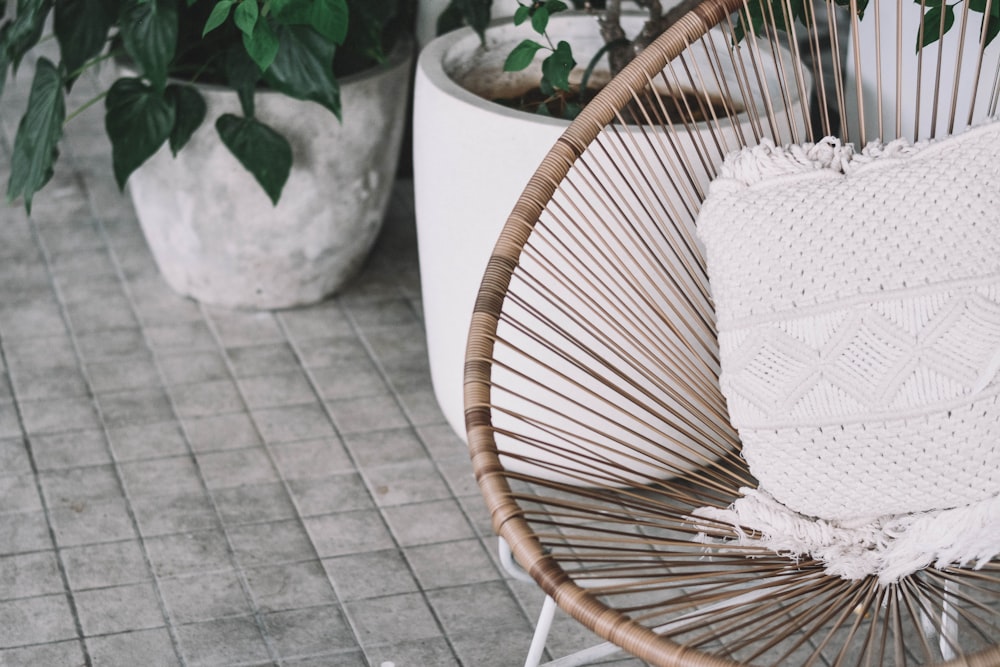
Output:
166,83,206,155
273,0,348,45
54,0,114,81
120,0,178,90
105,77,175,189
202,0,234,36
7,57,64,213
243,15,280,72
542,40,575,91
233,0,258,36
263,24,339,118
504,39,544,72
215,113,292,205
3,0,52,70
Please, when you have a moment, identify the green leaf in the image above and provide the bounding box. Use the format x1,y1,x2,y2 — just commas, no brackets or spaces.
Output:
504,39,543,72
233,0,258,35
54,0,115,83
542,40,574,91
165,83,206,154
202,0,235,36
546,0,569,13
513,5,530,25
7,57,64,213
3,0,52,71
918,4,955,50
531,4,550,34
243,15,280,71
105,77,175,189
970,0,1000,17
985,13,1000,44
263,24,339,118
215,113,292,205
120,0,178,90
273,0,348,45
455,0,491,42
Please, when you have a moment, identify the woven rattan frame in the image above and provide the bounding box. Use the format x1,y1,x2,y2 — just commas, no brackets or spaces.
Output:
464,0,1000,664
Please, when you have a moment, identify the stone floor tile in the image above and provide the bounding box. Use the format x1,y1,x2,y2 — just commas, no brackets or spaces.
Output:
97,387,175,429
19,396,102,435
244,560,338,613
325,395,410,436
61,540,152,590
281,651,368,666
157,350,230,386
86,355,162,393
8,364,89,400
323,550,418,602
381,499,476,547
363,460,452,507
342,428,427,468
345,593,443,647
448,622,540,667
0,511,52,555
212,483,298,526
87,628,182,667
396,389,450,427
120,456,204,497
159,569,253,624
0,474,41,514
0,640,87,667
39,465,122,507
252,403,337,444
183,412,262,453
286,473,373,517
226,343,300,378
130,491,219,537
291,336,367,369
175,616,272,666
365,637,460,667
30,430,111,470
303,511,395,558
278,304,354,341
195,447,280,490
262,605,357,658
406,539,499,590
75,329,148,362
0,437,32,475
65,298,139,334
75,582,165,636
142,321,218,353
0,402,23,440
426,581,530,636
270,439,354,483
309,360,388,401
106,421,190,461
144,530,233,577
228,519,316,568
239,371,317,410
0,550,63,599
0,594,78,648
3,335,79,371
169,380,244,418
49,498,137,547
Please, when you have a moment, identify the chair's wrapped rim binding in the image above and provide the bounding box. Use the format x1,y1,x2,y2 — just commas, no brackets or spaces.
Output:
464,0,1000,663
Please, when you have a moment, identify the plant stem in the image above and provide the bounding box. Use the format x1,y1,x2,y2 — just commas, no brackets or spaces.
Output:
64,90,109,126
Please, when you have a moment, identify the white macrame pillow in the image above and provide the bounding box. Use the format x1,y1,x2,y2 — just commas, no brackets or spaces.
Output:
693,121,1000,584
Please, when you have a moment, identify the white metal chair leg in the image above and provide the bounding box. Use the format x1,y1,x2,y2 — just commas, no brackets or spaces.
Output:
525,595,558,667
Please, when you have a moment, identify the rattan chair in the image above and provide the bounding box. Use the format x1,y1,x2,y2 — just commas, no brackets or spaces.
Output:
463,0,1000,665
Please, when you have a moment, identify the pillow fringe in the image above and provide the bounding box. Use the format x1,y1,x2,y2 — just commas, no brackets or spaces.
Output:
691,489,1000,585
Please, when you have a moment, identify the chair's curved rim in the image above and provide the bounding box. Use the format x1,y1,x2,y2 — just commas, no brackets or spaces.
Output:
464,0,749,664
462,0,1000,664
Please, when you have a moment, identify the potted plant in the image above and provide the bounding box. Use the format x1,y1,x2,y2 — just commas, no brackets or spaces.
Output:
1,0,415,309
412,0,805,444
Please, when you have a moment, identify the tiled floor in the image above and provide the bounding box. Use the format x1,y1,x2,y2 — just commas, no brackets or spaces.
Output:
0,43,647,667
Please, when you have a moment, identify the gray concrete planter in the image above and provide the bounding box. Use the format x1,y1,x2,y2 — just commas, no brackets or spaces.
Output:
128,39,413,310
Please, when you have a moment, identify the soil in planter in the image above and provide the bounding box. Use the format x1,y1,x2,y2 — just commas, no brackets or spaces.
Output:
493,86,743,123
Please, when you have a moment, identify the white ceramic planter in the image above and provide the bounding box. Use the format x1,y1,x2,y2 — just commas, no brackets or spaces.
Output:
414,14,804,480
128,40,413,310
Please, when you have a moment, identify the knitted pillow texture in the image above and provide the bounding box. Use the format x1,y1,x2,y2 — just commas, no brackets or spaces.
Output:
693,121,1000,584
